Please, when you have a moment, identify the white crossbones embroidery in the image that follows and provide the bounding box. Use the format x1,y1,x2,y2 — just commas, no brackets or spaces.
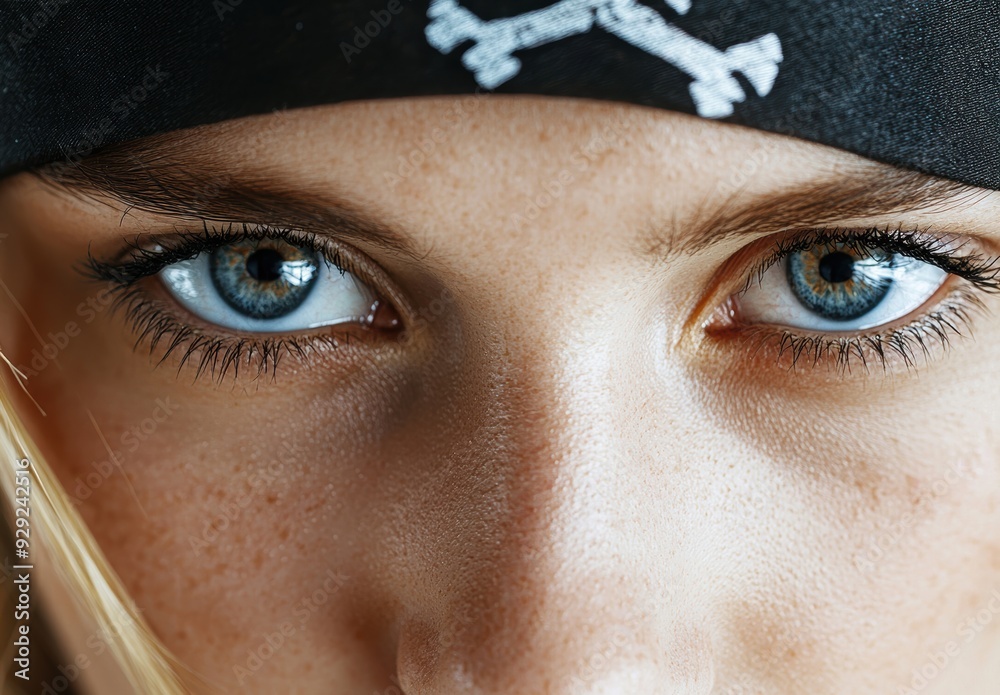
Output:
425,0,783,118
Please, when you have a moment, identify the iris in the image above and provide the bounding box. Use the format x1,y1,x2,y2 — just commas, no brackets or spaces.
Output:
210,240,319,320
786,244,893,321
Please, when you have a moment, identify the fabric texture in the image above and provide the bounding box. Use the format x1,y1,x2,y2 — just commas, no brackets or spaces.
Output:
0,0,997,189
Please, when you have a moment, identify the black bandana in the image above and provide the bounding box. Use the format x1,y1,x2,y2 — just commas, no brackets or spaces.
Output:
1,0,998,189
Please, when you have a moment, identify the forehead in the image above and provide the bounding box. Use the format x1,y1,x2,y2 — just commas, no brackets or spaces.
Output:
162,96,847,188
13,96,993,276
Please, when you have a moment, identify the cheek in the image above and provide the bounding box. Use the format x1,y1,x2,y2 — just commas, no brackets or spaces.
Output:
689,363,1000,688
21,376,411,683
6,182,1000,693
5,285,418,684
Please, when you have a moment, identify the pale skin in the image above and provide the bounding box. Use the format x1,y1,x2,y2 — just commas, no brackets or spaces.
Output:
2,96,1000,694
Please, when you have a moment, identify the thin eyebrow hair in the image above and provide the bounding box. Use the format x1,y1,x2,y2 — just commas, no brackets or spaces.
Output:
34,133,416,258
35,131,989,263
653,163,990,259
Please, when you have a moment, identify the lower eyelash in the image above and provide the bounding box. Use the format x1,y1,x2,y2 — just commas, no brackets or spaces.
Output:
84,223,401,383
110,284,358,383
732,285,987,374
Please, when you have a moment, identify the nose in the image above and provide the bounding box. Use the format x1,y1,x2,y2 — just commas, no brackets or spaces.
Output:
388,315,716,694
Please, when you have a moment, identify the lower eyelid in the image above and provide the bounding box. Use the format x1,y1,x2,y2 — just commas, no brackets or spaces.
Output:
689,228,1000,376
105,279,393,382
82,225,423,383
704,281,987,374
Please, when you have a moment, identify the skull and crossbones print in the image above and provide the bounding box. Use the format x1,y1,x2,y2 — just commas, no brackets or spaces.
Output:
425,0,783,118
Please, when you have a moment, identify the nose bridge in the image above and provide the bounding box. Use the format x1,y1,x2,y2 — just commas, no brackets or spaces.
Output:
478,302,633,576
395,307,713,693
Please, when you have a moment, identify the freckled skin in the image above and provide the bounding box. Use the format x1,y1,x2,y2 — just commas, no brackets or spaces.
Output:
2,97,1000,693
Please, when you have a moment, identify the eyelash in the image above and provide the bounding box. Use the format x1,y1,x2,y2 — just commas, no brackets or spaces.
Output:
84,223,1000,382
746,226,1000,291
86,222,353,284
726,225,1000,373
84,222,381,383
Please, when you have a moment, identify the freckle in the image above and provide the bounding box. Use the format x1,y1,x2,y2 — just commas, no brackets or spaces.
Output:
278,527,290,542
265,493,278,505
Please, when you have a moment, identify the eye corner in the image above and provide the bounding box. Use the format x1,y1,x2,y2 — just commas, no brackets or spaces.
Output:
697,225,1000,378
88,224,415,384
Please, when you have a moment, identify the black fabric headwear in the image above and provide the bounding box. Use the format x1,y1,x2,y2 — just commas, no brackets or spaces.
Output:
1,0,998,189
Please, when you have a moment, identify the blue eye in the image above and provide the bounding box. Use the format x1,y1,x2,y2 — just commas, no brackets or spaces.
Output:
210,241,319,320
786,245,893,321
739,242,948,332
159,239,377,333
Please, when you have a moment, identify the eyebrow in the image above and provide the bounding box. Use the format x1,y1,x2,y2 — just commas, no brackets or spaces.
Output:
37,133,990,262
35,136,416,258
653,162,990,258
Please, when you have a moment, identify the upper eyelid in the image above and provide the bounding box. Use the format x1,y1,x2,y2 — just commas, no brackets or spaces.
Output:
81,221,420,328
743,227,1000,293
83,223,358,285
681,225,1000,336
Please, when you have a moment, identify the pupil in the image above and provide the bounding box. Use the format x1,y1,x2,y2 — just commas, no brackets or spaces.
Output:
819,251,855,284
246,248,285,283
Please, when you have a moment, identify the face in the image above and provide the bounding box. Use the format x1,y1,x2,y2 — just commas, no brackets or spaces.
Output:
3,96,1000,694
